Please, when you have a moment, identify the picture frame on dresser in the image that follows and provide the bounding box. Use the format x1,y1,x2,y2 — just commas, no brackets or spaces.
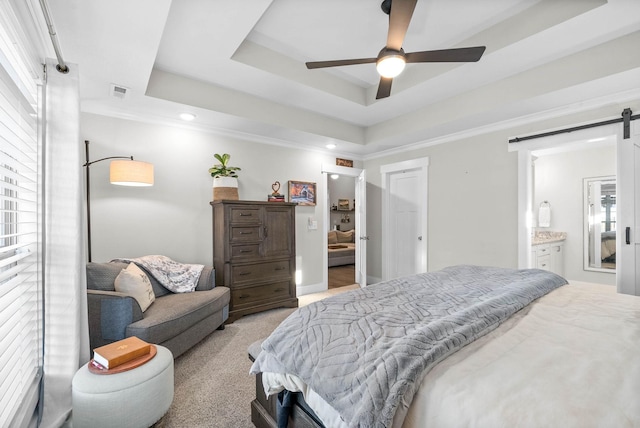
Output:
288,181,316,206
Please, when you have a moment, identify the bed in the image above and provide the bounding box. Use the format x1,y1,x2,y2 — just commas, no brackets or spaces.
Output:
328,230,355,267
601,230,616,262
250,265,640,428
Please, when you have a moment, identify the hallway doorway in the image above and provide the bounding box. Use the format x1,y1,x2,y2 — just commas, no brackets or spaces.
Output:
322,163,367,289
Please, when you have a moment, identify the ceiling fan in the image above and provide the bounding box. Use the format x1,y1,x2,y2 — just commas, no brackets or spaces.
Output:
305,0,486,99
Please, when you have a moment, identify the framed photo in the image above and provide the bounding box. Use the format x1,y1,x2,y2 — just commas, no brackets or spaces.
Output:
336,158,353,167
338,199,350,210
288,181,316,206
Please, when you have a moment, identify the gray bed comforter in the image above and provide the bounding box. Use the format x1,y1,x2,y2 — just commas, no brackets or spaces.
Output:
250,265,568,427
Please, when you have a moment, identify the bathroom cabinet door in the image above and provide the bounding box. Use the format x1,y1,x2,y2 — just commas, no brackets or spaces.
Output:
548,243,564,277
533,242,564,276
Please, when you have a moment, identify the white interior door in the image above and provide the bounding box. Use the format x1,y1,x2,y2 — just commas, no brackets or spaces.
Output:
381,158,429,281
355,169,367,286
617,118,640,295
389,170,421,279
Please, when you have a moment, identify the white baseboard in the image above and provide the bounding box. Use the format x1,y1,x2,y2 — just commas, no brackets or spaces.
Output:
297,282,326,296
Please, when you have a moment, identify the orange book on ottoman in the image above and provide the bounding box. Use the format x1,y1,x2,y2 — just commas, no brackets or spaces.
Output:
93,336,151,369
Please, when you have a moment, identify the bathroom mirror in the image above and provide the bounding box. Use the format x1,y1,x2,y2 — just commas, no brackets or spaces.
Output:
583,176,616,272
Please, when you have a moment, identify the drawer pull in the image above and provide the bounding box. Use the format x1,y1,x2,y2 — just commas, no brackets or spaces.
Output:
238,272,251,276
274,267,286,271
274,288,284,293
239,213,253,217
238,294,250,299
239,231,253,235
239,249,252,253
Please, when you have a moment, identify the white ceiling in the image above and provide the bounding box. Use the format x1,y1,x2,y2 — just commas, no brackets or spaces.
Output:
48,0,640,158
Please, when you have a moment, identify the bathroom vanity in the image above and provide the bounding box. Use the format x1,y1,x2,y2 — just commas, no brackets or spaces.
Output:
532,232,566,276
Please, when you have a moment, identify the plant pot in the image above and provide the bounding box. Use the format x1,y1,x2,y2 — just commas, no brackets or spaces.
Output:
213,177,239,200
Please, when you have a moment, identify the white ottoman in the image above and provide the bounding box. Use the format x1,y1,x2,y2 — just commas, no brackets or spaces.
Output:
72,345,174,428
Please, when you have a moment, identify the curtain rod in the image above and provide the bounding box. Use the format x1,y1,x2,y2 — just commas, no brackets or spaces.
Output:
39,0,68,73
509,108,638,144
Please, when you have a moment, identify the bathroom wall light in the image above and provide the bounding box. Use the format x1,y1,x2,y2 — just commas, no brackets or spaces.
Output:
330,174,339,180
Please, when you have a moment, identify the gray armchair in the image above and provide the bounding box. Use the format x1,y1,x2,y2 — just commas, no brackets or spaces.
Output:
86,261,230,358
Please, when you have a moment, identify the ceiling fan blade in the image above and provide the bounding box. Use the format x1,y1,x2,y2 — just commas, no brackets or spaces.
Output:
306,57,377,69
376,77,393,99
405,46,486,63
387,0,418,51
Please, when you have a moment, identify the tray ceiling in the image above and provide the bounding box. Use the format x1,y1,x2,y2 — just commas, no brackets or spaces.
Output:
48,0,640,157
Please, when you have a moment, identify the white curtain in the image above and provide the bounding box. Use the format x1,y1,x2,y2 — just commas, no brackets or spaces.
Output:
40,58,89,428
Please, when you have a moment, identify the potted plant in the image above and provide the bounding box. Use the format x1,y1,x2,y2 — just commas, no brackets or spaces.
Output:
209,153,241,200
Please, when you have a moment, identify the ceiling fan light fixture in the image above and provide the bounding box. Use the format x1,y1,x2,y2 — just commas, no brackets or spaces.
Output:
376,55,406,78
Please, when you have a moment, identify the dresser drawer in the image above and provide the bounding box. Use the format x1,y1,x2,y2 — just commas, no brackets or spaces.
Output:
231,281,291,308
230,226,261,242
230,207,261,223
231,260,291,285
231,244,261,259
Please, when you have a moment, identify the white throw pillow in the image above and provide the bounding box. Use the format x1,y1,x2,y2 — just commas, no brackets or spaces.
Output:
114,263,156,312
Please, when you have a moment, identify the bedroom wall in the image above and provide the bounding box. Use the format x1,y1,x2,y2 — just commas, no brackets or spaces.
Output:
365,133,518,277
534,145,616,285
363,103,638,282
80,112,359,294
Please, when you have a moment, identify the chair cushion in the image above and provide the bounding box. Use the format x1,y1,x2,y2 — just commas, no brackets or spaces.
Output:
87,262,171,297
87,262,129,292
126,287,230,345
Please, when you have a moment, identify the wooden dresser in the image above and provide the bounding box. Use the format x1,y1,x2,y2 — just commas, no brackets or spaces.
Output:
211,200,298,323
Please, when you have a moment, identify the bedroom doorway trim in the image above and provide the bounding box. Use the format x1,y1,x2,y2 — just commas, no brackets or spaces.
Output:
321,164,367,289
380,157,429,281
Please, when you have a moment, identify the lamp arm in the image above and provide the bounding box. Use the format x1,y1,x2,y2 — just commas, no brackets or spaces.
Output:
83,155,133,168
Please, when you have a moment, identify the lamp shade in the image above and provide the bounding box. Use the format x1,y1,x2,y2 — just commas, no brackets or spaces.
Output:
109,160,154,186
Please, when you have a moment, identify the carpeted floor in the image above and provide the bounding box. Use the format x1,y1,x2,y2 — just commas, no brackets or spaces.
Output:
156,284,359,428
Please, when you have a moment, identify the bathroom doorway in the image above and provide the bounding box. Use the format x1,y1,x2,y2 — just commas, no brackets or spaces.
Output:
531,139,616,285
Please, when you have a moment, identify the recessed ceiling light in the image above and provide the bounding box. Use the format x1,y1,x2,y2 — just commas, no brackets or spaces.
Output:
330,174,339,180
326,143,336,149
179,113,196,121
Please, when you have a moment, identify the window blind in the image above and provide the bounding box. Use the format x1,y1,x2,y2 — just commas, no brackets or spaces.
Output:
0,3,43,426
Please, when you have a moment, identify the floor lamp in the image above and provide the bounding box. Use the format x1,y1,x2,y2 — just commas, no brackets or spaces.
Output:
83,140,154,262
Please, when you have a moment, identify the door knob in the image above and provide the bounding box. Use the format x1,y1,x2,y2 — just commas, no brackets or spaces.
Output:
418,236,422,241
